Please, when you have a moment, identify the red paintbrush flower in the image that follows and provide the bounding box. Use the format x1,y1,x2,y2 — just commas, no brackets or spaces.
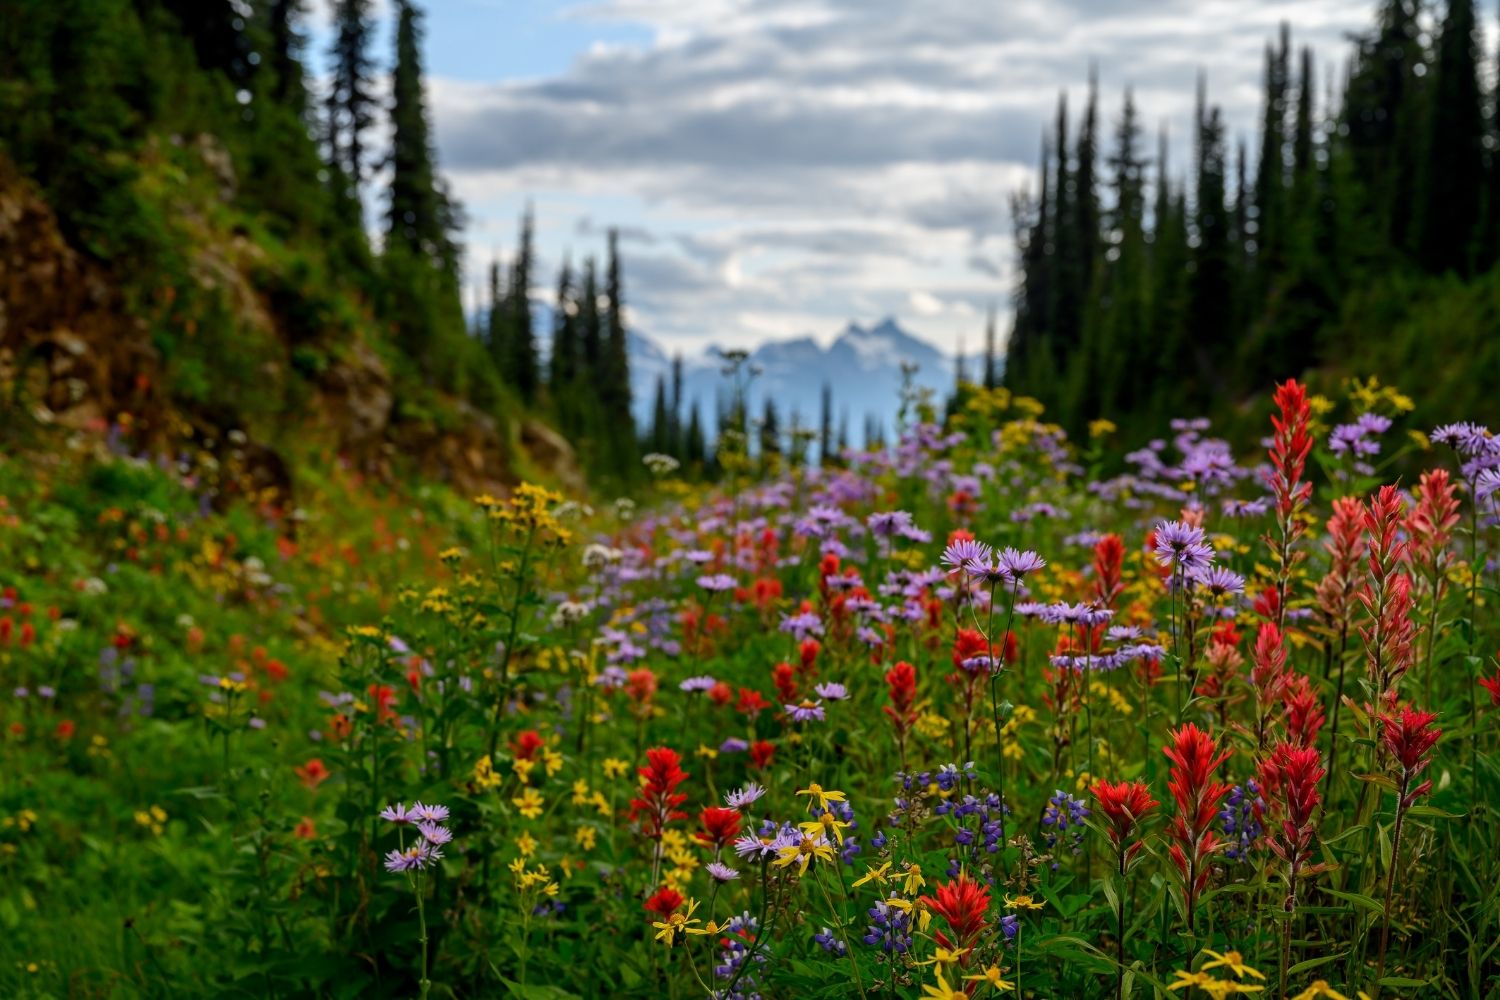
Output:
1090,779,1159,866
643,885,683,920
748,739,775,770
1281,675,1325,748
1265,378,1313,524
771,662,798,704
696,806,742,850
1162,724,1232,933
1316,496,1367,627
1380,707,1441,779
883,661,918,730
510,729,545,761
629,746,689,841
1479,667,1500,707
921,871,991,955
1092,533,1125,608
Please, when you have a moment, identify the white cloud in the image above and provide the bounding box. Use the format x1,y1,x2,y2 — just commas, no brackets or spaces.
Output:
428,0,1382,354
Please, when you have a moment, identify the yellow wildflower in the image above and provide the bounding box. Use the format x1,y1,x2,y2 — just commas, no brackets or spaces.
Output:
513,788,545,820
852,862,891,888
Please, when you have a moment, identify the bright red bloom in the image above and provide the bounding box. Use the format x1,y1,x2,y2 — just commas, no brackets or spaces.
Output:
55,719,75,740
1259,742,1326,902
629,746,689,841
1162,724,1232,929
1380,707,1441,775
295,757,330,790
883,661,918,737
643,885,683,920
798,639,821,673
1090,779,1159,865
921,871,991,955
294,817,318,839
748,739,775,770
771,662,798,703
368,684,397,722
1092,533,1125,608
1265,378,1313,522
511,729,545,761
736,687,771,717
1281,676,1325,748
696,806,742,850
707,681,734,707
1404,468,1461,578
626,668,659,706
1480,667,1500,707
1316,496,1367,626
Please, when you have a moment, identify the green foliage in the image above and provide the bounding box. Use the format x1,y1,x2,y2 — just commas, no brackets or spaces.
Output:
1005,0,1500,438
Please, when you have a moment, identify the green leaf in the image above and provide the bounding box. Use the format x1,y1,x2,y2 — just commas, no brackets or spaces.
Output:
1288,951,1347,975
1322,889,1384,915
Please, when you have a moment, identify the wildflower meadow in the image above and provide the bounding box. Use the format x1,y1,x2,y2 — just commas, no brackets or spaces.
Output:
2,378,1498,999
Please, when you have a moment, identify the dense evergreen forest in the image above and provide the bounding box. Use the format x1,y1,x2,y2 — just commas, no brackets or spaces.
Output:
1,0,639,482
1000,0,1500,439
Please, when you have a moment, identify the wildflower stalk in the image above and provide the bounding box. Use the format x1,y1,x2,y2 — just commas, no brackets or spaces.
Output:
816,867,868,1000
720,858,775,1000
983,575,1022,882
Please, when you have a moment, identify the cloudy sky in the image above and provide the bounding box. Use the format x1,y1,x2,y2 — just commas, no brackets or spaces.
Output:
322,0,1383,355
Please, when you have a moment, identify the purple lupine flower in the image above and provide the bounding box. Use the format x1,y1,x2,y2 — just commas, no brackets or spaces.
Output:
1220,780,1265,862
726,782,767,808
813,927,848,955
1152,520,1214,572
1041,790,1090,868
863,901,913,953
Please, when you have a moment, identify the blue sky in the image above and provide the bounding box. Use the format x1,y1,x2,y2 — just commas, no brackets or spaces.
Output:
314,0,1389,357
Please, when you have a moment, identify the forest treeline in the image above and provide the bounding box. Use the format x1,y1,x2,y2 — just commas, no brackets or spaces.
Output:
999,0,1500,437
1,0,640,481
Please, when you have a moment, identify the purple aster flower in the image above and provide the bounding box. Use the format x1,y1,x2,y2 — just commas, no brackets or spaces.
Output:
726,782,767,808
706,861,741,882
1194,565,1245,598
941,537,993,575
383,841,442,872
785,699,826,723
418,822,452,846
410,802,449,823
379,803,415,825
1152,520,1214,572
697,574,736,592
997,547,1046,577
679,675,718,693
814,682,848,701
720,737,750,754
867,511,915,538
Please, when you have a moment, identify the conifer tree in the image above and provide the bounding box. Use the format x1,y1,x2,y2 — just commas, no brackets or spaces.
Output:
506,207,539,400
387,0,446,268
982,305,998,389
1417,0,1483,275
325,0,374,188
601,230,632,426
487,259,508,367
550,257,577,391
267,0,309,115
